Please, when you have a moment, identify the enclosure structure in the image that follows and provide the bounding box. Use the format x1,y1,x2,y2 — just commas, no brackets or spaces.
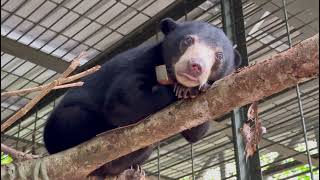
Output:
1,0,319,179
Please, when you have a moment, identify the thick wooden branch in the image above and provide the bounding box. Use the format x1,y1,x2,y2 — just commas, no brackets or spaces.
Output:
1,34,318,180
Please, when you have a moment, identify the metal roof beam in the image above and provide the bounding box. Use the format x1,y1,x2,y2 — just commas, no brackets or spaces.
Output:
1,36,69,73
1,134,43,147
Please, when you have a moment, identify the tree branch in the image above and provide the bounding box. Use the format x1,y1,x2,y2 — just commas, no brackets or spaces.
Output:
1,82,84,97
1,53,84,132
1,64,101,99
1,34,318,180
1,143,41,160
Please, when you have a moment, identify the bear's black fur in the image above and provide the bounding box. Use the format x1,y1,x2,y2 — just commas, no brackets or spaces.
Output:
43,18,241,176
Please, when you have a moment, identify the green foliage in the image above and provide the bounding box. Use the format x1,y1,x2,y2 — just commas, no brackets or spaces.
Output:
272,165,318,179
1,152,13,165
260,152,279,171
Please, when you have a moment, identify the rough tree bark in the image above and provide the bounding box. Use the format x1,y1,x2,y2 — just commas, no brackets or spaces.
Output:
1,34,318,180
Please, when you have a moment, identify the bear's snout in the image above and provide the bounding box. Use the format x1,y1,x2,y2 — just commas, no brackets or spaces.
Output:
188,58,203,77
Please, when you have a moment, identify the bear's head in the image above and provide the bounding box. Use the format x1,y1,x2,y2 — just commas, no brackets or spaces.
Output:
160,18,241,89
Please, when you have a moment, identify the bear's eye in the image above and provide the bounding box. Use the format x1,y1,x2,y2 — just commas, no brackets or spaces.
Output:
215,52,224,61
184,36,195,46
180,36,195,51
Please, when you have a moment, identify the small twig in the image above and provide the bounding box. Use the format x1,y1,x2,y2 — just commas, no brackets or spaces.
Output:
53,81,84,90
1,143,41,160
1,64,100,98
59,65,101,85
1,82,84,97
60,52,86,77
1,53,85,132
1,64,100,97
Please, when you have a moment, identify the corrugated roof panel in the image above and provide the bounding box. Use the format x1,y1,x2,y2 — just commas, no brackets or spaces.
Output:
1,1,318,179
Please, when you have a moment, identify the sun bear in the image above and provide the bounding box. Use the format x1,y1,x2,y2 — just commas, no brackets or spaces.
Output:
43,18,241,177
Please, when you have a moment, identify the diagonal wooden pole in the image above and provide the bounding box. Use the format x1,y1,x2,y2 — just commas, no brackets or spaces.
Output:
1,34,318,180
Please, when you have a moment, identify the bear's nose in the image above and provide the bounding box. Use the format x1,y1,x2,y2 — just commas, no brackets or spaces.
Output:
188,59,202,77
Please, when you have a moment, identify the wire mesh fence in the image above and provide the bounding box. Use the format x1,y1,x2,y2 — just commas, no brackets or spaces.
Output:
1,0,319,179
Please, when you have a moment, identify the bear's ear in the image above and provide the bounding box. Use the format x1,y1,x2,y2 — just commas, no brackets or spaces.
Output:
234,49,242,68
160,18,179,35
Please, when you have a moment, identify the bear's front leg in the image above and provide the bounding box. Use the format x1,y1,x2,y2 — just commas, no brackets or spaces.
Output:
181,121,210,143
104,74,177,127
89,146,154,177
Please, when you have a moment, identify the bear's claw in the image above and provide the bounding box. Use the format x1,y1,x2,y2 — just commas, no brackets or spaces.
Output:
174,84,200,99
117,165,145,180
199,82,211,92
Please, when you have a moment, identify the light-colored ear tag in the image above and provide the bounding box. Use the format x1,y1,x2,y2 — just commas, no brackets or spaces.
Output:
156,65,174,85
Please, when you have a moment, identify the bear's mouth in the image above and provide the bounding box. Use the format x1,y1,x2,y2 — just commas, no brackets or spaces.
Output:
177,72,199,82
176,72,200,87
